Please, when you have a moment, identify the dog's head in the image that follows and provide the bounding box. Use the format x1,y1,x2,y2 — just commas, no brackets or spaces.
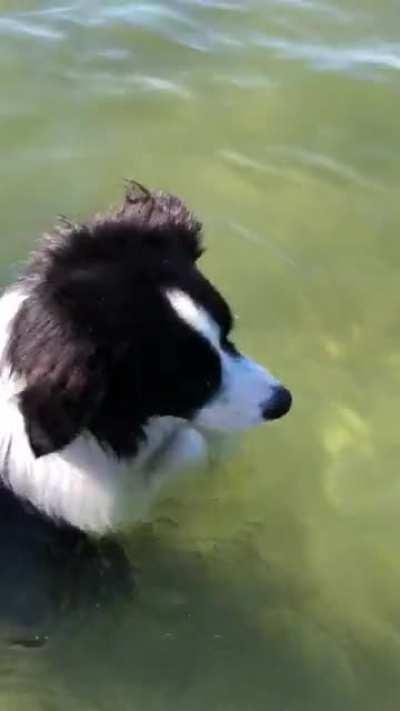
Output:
8,182,291,459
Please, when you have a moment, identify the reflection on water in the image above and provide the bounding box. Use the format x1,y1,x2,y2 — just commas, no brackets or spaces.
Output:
0,0,400,709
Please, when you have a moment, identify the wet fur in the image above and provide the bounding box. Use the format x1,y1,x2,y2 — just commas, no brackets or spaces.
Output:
0,183,289,538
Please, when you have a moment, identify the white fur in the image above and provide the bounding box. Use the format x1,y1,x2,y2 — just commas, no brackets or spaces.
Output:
165,289,220,348
166,289,279,431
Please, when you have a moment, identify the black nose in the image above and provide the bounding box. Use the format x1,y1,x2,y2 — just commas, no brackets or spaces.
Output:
262,386,292,421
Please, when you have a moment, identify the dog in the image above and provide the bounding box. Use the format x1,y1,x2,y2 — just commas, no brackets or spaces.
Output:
0,182,292,539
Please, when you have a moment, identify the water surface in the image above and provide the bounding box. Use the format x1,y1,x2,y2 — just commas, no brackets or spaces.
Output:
0,1,399,709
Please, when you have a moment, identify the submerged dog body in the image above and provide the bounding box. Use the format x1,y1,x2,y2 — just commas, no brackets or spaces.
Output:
0,185,291,535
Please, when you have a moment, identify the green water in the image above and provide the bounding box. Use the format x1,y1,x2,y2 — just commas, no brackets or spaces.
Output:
1,1,400,709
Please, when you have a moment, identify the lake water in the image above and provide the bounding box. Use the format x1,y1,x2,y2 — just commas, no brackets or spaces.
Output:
0,1,400,709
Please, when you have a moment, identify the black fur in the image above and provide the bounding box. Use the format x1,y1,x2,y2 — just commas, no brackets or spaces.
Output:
0,484,134,632
8,184,233,459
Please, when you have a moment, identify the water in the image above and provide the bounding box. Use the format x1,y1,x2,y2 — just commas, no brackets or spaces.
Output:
0,1,400,708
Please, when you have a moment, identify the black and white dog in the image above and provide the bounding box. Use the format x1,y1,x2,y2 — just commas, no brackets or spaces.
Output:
0,183,291,539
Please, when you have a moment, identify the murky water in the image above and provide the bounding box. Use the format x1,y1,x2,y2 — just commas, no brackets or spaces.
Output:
1,1,400,708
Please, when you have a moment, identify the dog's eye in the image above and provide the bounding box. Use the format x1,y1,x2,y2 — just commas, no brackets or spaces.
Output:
221,334,239,356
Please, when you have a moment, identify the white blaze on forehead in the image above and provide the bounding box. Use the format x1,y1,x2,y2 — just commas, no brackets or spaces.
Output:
166,287,281,434
165,289,220,348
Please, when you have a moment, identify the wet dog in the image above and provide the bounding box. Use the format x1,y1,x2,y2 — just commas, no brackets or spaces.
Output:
0,183,291,624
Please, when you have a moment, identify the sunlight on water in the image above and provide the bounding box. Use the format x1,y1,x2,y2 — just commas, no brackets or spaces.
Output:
0,0,399,709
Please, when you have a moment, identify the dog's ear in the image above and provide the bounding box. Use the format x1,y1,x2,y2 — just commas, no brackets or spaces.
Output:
8,300,106,458
19,368,104,458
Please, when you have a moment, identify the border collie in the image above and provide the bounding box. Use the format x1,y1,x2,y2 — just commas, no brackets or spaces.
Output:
0,182,292,538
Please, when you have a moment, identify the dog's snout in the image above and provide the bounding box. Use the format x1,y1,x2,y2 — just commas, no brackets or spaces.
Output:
262,386,292,421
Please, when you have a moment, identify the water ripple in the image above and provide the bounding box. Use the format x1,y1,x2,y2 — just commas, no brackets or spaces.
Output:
100,2,197,28
219,148,304,183
220,146,385,193
253,35,400,75
228,220,300,270
264,146,386,191
179,0,248,10
0,16,64,40
63,67,191,98
268,0,350,20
